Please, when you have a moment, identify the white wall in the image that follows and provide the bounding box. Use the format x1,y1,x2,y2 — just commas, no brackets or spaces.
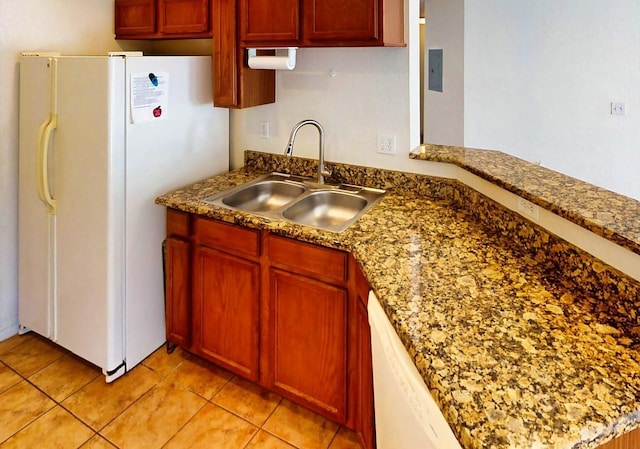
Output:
229,0,422,172
0,0,431,340
0,0,147,339
464,1,640,200
230,47,407,169
423,0,464,146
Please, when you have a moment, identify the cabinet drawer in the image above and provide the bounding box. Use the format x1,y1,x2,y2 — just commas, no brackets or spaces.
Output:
195,217,261,258
268,235,347,283
167,209,191,238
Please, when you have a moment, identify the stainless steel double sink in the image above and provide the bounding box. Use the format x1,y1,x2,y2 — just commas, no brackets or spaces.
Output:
202,173,386,233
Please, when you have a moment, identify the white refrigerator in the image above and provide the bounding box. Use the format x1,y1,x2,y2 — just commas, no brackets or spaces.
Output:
18,53,229,382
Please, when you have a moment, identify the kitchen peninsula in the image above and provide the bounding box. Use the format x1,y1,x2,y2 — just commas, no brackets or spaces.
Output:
156,147,640,449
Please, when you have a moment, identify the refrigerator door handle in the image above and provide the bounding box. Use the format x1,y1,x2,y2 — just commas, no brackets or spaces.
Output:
36,114,52,203
39,113,58,214
37,58,58,214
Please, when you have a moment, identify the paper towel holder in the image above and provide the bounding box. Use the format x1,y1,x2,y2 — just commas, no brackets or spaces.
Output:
247,47,297,71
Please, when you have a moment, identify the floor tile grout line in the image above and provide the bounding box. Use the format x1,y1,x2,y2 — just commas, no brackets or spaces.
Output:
0,360,23,394
86,378,162,433
258,428,302,449
325,426,342,449
2,339,363,449
1,334,74,382
239,426,262,449
0,334,35,359
257,396,284,428
1,353,102,447
0,380,57,445
156,400,210,449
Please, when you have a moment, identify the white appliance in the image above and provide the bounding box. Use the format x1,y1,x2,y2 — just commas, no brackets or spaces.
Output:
368,291,463,449
18,53,229,382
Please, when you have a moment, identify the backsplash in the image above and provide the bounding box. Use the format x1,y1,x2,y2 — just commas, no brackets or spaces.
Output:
451,183,640,349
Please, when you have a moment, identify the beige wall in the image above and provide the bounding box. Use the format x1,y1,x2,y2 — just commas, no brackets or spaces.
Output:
0,1,426,340
0,0,149,338
464,1,640,200
422,0,464,146
228,0,422,173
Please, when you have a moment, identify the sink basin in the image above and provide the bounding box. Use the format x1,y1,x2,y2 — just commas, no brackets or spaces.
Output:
202,172,385,233
282,191,367,232
222,180,305,212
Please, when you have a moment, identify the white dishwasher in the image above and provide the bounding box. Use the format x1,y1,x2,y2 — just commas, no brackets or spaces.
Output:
368,292,462,449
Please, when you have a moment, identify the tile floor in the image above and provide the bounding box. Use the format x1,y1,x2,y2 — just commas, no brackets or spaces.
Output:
0,333,362,449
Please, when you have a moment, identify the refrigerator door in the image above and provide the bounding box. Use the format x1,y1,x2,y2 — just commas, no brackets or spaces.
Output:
52,56,127,374
19,57,56,338
122,55,229,368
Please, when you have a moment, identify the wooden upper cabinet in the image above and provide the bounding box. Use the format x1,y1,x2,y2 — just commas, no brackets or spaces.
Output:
238,0,404,47
240,0,299,43
114,0,212,39
213,0,275,108
115,0,157,37
303,0,378,43
159,0,210,35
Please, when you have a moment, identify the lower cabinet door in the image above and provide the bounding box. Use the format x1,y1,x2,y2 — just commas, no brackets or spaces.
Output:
193,245,260,381
268,268,348,423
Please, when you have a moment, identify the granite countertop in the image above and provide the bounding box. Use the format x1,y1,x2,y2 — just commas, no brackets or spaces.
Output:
156,151,640,449
411,144,640,256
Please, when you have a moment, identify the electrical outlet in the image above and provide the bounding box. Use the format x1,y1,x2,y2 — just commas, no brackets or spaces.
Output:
377,134,396,155
611,102,626,116
516,197,540,220
259,121,270,138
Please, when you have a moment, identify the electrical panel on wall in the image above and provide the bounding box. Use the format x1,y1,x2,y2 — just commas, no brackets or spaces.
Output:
428,49,443,92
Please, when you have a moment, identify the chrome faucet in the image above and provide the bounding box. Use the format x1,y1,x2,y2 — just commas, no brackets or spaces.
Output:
284,119,331,184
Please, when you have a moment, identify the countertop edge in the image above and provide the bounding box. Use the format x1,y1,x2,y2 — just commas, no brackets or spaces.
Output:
410,144,640,256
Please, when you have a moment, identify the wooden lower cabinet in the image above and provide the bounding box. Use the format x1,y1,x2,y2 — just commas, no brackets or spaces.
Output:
193,245,260,380
164,237,191,347
268,268,348,422
164,211,375,448
165,209,192,348
354,261,376,449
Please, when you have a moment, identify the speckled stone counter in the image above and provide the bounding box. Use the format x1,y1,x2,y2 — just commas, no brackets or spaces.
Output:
411,144,640,256
156,150,640,449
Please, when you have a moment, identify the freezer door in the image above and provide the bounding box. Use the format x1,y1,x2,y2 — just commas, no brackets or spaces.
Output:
53,56,127,375
18,57,56,338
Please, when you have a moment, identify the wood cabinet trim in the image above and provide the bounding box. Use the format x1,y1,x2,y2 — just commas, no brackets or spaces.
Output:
165,237,192,347
167,208,191,237
194,216,261,258
268,234,348,284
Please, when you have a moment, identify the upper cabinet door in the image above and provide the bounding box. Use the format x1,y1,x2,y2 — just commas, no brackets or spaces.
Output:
115,0,157,37
115,0,211,38
158,0,210,34
239,0,300,44
302,0,378,43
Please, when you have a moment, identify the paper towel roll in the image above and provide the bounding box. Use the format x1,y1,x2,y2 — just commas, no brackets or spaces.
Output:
248,55,295,70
